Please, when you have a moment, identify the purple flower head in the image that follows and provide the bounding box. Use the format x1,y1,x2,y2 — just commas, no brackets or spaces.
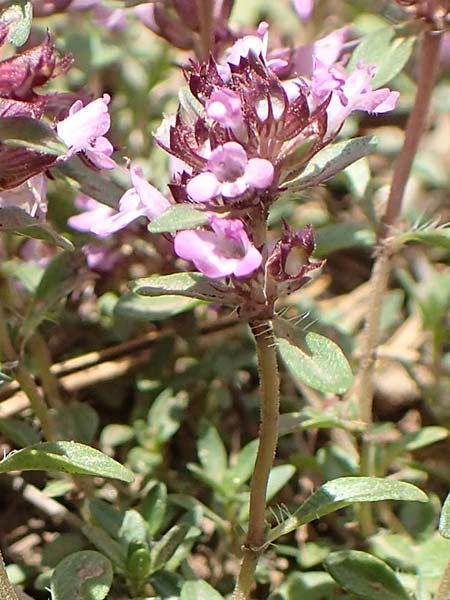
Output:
324,62,400,139
174,216,262,279
186,142,274,203
68,194,116,237
56,94,116,169
267,223,324,295
0,174,47,218
89,164,171,236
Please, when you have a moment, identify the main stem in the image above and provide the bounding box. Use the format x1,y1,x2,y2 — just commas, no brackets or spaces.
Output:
233,321,280,600
0,548,18,600
356,28,443,536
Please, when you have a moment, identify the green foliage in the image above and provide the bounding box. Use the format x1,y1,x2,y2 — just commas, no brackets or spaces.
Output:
285,137,378,191
0,441,134,481
348,25,416,88
50,551,113,600
148,205,209,233
276,326,353,394
324,550,410,600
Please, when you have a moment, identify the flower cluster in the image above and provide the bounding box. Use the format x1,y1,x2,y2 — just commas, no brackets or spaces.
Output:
68,22,398,318
0,30,115,217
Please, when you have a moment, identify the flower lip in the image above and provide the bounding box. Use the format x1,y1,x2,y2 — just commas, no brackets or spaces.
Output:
174,215,262,279
186,142,274,203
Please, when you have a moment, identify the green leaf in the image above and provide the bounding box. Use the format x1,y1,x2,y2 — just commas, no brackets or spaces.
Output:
0,0,33,47
0,117,66,156
148,204,209,233
130,272,238,305
180,580,224,600
398,227,450,250
0,441,134,482
315,224,375,257
273,571,338,600
115,292,200,322
278,410,364,436
439,493,450,539
197,421,228,484
127,545,152,582
141,482,167,537
150,523,191,574
324,550,410,600
240,465,296,521
0,207,73,250
276,326,353,394
55,403,99,444
81,525,126,571
50,550,113,600
100,424,134,448
0,416,40,447
286,137,377,190
268,477,427,543
22,251,83,340
225,439,258,490
344,157,371,200
402,426,449,452
56,157,125,209
118,510,149,547
147,388,188,444
348,26,416,88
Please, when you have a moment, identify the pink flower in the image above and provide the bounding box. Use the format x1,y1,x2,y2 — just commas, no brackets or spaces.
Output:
68,194,115,237
90,164,171,236
174,216,262,279
206,89,244,133
186,142,274,203
293,0,314,21
56,94,116,169
0,174,47,218
324,62,400,139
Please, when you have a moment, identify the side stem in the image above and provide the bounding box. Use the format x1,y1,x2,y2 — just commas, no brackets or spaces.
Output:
0,548,18,600
435,555,450,600
233,320,280,600
355,28,443,535
196,0,214,62
357,27,443,426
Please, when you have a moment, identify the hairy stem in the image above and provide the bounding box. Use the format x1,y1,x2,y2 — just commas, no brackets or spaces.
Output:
355,28,443,534
233,321,280,600
0,548,18,600
435,555,450,600
0,302,56,441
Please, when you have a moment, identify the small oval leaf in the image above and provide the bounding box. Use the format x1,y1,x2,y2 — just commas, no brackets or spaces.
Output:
439,493,450,539
180,580,224,600
324,550,410,600
50,550,113,600
276,331,353,394
0,441,134,482
115,292,200,322
130,272,238,305
285,136,377,190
